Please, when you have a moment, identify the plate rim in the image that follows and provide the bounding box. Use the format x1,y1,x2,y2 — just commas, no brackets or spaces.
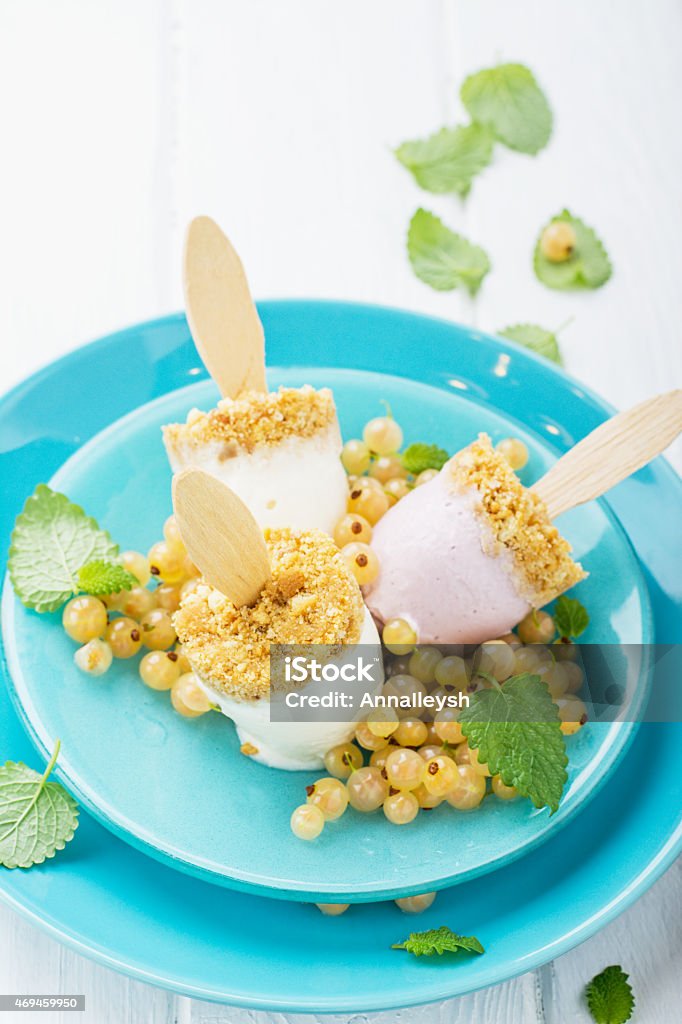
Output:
1,369,654,899
0,791,679,1014
0,302,680,1012
0,297,678,493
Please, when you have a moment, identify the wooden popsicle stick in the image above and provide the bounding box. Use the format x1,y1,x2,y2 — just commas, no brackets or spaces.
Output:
532,389,682,519
183,215,267,398
172,468,271,606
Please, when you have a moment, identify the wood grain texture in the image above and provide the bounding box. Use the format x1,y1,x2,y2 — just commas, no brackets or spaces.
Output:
181,970,540,1023
173,468,271,605
0,0,173,389
0,0,680,1021
0,904,175,1024
533,389,682,518
184,217,267,397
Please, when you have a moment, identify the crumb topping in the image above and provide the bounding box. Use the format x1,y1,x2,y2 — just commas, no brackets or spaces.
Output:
162,385,337,453
174,527,365,700
447,434,586,607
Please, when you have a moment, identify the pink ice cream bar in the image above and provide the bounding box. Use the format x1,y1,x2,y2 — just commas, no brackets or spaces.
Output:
364,434,585,645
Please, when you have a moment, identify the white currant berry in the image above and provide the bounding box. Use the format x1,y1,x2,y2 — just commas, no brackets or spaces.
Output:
395,891,436,914
62,595,108,644
315,903,349,916
74,638,113,676
291,803,325,840
324,742,363,779
363,416,403,455
382,619,417,655
341,439,371,475
385,748,424,791
306,777,349,820
540,221,577,262
496,437,529,470
346,766,389,812
383,789,419,825
446,765,486,810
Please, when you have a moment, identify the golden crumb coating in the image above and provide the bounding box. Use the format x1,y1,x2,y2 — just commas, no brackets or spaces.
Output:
447,433,586,607
174,527,365,700
162,386,338,455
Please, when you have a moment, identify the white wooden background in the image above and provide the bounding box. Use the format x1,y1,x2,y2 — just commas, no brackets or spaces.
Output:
1,1,681,1022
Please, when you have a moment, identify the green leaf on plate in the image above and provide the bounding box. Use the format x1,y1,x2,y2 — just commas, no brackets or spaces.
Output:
77,560,137,597
395,123,494,197
0,740,79,869
8,485,118,612
498,323,562,365
534,210,612,290
461,63,552,155
401,443,450,475
554,595,590,639
459,673,568,813
408,209,490,294
392,925,485,958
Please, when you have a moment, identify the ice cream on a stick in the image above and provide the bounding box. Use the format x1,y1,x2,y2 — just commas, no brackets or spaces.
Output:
172,468,382,770
163,216,347,533
365,390,682,645
365,434,583,645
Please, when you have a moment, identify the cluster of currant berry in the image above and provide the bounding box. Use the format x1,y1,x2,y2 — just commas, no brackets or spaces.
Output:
315,891,436,917
62,516,213,718
290,618,588,841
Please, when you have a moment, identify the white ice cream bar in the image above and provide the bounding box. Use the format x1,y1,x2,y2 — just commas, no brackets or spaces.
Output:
162,386,348,535
194,610,382,770
364,434,585,645
174,527,383,771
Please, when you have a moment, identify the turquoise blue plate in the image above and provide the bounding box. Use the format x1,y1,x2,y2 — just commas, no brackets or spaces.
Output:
0,303,680,1011
3,368,651,900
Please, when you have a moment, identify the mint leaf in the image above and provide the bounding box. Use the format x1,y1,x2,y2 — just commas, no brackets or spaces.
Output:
393,925,485,957
461,63,552,155
77,560,137,597
459,674,568,813
554,595,589,639
499,323,562,365
9,485,118,613
0,740,79,869
408,209,490,294
586,966,634,1024
534,210,612,290
395,123,494,197
401,443,449,475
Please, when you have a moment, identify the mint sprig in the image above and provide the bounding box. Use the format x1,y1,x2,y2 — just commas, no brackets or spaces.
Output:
534,210,612,290
408,209,490,294
0,740,79,869
9,485,118,612
459,673,568,813
77,560,137,597
395,123,494,197
401,443,449,475
392,925,485,958
499,323,563,365
586,965,634,1024
461,63,552,155
554,595,589,639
